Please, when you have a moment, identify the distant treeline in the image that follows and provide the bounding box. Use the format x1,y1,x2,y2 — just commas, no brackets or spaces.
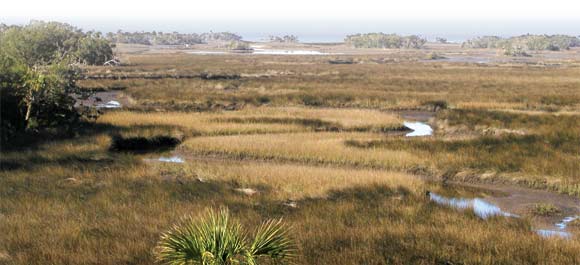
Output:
105,31,243,45
268,35,299,43
462,35,580,51
345,33,427,49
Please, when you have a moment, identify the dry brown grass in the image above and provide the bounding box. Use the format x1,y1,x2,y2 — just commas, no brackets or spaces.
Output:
2,135,579,264
97,106,403,136
158,159,423,200
3,51,580,264
182,132,420,169
79,53,580,112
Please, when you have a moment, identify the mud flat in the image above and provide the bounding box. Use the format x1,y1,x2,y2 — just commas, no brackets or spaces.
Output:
432,182,580,239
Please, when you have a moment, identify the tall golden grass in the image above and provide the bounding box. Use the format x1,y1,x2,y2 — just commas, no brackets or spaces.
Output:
2,52,580,264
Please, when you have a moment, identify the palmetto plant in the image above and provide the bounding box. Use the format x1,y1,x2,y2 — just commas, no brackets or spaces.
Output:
155,208,297,265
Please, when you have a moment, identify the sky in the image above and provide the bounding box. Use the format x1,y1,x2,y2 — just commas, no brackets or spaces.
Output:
2,0,580,42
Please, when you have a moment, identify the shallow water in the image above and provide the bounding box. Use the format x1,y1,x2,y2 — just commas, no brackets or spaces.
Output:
429,192,575,239
429,193,516,219
157,156,185,163
188,49,337,55
404,121,433,137
252,48,332,55
536,229,572,239
556,216,579,229
97,100,121,109
188,51,228,55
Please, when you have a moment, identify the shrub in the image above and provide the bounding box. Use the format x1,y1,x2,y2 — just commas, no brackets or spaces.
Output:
531,203,560,216
155,208,297,265
422,100,449,111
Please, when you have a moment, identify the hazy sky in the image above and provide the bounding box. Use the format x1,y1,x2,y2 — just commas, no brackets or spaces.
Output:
3,0,580,42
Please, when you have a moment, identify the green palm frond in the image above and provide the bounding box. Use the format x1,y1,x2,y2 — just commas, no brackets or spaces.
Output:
249,219,297,263
155,208,296,265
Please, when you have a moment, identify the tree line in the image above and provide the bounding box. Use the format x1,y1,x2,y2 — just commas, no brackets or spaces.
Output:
462,34,580,52
345,33,427,49
106,31,243,45
1,21,114,144
268,35,299,43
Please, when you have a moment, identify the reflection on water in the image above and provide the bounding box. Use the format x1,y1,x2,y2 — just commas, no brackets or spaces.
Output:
404,121,433,137
157,156,185,163
429,193,516,219
536,229,571,239
556,216,579,229
252,49,333,55
429,192,576,239
97,100,121,109
189,49,338,55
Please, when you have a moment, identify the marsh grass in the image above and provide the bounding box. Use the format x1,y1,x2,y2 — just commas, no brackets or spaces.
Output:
183,132,420,170
348,109,580,196
79,54,580,112
1,129,580,264
3,52,580,264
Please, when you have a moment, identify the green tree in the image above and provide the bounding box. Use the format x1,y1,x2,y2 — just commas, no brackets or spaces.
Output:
76,33,114,65
0,21,113,66
0,21,108,144
156,208,297,265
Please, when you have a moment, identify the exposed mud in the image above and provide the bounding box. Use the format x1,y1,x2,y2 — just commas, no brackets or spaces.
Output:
397,111,436,122
429,189,578,239
75,91,132,109
460,182,580,231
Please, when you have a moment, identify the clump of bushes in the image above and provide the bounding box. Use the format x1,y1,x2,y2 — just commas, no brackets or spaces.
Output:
422,100,449,111
530,203,560,217
328,58,355,64
200,72,241,80
503,44,531,57
228,41,253,52
425,52,447,60
269,35,299,43
345,33,426,49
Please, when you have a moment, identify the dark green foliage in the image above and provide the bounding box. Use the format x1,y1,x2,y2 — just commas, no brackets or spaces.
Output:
0,21,113,66
0,55,81,143
76,33,114,65
0,21,114,144
0,54,28,140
